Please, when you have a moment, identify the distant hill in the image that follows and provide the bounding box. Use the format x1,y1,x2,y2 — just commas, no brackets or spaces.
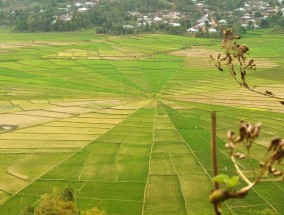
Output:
0,0,283,33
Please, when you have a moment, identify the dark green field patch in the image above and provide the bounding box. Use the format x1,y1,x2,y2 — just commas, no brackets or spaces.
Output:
80,181,145,201
117,155,149,181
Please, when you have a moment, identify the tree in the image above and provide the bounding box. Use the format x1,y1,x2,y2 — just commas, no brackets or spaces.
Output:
23,187,106,215
34,188,77,215
254,11,262,18
260,19,269,28
22,206,35,215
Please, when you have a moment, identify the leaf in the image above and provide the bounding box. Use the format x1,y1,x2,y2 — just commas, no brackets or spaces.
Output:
213,174,230,184
226,176,239,189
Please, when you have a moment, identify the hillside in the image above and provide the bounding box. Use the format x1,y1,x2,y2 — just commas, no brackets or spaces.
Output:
1,0,283,33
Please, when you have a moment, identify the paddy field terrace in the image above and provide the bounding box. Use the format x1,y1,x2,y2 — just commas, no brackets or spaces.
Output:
0,29,283,214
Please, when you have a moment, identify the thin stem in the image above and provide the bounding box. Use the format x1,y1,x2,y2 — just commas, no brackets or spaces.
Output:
211,111,218,189
228,64,284,101
231,155,253,186
211,111,221,215
247,149,256,179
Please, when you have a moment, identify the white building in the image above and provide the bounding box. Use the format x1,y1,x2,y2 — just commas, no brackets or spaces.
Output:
209,28,217,33
218,19,227,24
187,27,198,33
153,16,162,22
85,2,96,7
123,25,134,29
236,8,245,12
75,2,83,7
78,7,88,12
170,23,181,27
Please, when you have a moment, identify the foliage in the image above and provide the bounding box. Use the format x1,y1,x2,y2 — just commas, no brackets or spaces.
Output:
24,187,106,215
22,206,35,215
212,174,239,191
34,195,76,215
1,0,284,33
81,208,106,215
34,188,78,215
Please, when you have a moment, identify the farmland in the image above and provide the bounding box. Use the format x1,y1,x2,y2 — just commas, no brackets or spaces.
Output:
0,28,284,215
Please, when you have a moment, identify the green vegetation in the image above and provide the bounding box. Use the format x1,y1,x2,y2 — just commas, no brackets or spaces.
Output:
2,0,283,34
0,28,283,214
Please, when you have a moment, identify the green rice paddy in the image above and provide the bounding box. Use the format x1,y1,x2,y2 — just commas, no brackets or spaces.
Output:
0,27,283,214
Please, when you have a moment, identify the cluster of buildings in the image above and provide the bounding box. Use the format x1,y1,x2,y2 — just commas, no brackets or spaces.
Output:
53,0,284,33
234,1,284,28
55,0,99,23
129,11,183,28
125,0,284,33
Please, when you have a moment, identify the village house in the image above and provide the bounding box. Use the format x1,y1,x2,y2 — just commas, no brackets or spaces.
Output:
85,2,96,7
208,28,217,33
59,14,73,22
78,7,88,12
153,16,162,22
218,19,227,25
169,22,181,27
75,2,83,7
123,25,134,29
187,27,198,33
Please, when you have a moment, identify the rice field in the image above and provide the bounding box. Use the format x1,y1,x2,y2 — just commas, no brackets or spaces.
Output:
0,28,283,215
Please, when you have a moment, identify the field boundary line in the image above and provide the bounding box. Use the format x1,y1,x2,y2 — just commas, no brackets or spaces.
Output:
134,60,153,95
115,143,122,181
78,154,92,181
16,192,144,203
273,182,284,192
73,61,142,95
109,62,145,91
141,103,157,215
169,153,189,214
1,104,146,206
162,105,214,181
0,188,13,195
229,203,269,209
251,187,280,214
158,64,184,96
5,153,29,182
1,148,88,205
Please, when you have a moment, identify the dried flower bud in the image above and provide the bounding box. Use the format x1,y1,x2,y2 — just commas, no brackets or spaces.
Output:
209,189,229,204
249,123,261,138
234,152,246,159
238,121,247,142
268,138,283,152
269,166,277,173
259,162,265,168
246,123,253,135
227,130,235,140
273,170,283,176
